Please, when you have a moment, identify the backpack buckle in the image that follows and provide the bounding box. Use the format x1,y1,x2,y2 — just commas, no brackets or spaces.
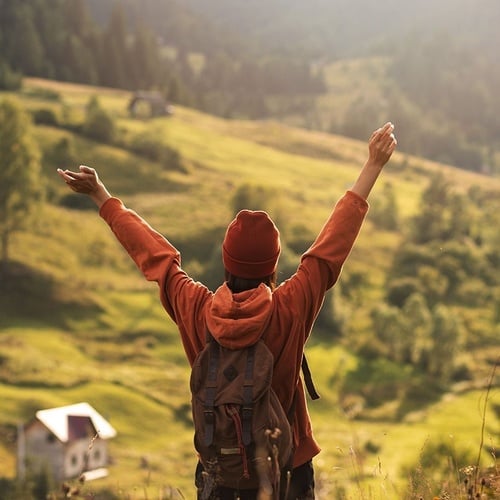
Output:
204,409,215,424
241,406,252,419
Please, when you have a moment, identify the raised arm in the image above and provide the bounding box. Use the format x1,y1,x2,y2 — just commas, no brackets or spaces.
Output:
57,165,112,208
351,122,397,200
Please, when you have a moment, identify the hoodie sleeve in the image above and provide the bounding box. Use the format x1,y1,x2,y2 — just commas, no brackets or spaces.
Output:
276,190,368,337
99,198,211,359
302,190,368,285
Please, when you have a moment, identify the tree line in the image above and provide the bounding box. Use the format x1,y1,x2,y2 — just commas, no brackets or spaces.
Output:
386,33,499,174
182,0,500,175
332,31,500,175
1,1,498,175
0,0,325,120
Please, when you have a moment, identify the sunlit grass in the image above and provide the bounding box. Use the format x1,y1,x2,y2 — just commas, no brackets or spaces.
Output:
1,78,499,499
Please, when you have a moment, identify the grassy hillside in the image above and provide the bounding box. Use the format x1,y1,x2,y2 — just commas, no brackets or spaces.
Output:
0,78,498,499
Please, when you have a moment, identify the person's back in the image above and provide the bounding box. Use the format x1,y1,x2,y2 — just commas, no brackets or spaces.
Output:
58,122,397,499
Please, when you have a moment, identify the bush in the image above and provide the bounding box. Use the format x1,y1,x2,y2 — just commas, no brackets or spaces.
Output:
231,183,275,214
31,108,58,126
341,358,413,410
386,277,422,308
58,193,96,211
129,133,186,173
45,137,76,170
287,223,316,254
82,96,115,143
0,61,22,90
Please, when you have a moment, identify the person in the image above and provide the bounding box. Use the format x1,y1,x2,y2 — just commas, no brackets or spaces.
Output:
57,122,397,499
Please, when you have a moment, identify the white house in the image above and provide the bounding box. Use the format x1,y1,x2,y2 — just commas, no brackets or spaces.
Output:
18,402,117,483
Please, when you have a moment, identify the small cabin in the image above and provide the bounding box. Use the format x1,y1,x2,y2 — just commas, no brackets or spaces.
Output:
128,91,174,118
18,402,117,483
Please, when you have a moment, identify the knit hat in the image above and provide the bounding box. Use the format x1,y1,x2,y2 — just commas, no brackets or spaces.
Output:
222,210,281,279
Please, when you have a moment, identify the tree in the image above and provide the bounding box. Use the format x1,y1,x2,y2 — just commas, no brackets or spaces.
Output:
410,172,450,244
401,293,432,365
369,181,399,230
370,302,406,363
427,304,464,382
0,59,22,90
0,98,42,275
82,96,116,143
2,3,45,76
95,3,128,88
129,21,161,90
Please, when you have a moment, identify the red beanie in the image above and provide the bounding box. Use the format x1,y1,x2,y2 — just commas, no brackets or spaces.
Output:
222,210,281,279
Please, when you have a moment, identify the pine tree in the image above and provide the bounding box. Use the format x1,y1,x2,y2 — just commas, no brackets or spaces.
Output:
0,98,42,276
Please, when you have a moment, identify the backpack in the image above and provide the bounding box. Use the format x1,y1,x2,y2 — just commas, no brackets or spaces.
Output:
190,334,295,498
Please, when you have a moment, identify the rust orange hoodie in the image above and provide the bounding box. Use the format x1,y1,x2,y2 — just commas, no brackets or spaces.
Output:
99,190,368,468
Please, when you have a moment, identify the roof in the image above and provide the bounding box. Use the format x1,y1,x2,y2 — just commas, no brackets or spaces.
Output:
130,91,166,103
35,402,117,443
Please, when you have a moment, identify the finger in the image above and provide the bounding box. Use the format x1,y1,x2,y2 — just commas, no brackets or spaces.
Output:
65,171,82,181
79,165,93,172
381,122,394,136
372,123,394,143
57,169,77,182
385,138,397,155
381,130,396,149
382,132,396,145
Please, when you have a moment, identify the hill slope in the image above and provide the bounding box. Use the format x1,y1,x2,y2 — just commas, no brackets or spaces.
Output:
0,78,498,499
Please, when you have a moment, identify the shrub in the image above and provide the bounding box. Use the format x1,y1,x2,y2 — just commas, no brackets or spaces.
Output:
58,193,96,211
31,108,58,126
128,131,186,173
82,96,116,143
341,358,413,410
386,277,422,308
0,61,22,90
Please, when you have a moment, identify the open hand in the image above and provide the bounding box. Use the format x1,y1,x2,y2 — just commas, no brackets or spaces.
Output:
57,165,101,194
57,165,111,208
368,122,397,168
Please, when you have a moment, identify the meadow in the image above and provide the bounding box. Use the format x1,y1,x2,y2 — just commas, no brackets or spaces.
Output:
0,78,498,499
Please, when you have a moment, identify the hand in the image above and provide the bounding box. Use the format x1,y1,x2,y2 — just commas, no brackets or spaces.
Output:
367,122,397,168
57,165,101,194
350,122,397,200
57,165,111,208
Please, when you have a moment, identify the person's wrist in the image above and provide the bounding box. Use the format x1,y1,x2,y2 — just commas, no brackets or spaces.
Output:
365,158,385,171
89,184,111,207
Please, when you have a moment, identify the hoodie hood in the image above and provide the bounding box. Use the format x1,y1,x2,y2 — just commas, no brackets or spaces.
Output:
206,283,273,349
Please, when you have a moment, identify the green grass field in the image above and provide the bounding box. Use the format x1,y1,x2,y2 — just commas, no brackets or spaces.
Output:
0,78,498,499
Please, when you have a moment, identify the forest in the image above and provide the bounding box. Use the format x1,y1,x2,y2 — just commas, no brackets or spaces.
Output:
0,0,499,174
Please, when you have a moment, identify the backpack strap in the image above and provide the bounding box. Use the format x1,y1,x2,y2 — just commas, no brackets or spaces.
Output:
203,339,219,447
301,354,320,400
281,356,318,498
242,344,255,447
